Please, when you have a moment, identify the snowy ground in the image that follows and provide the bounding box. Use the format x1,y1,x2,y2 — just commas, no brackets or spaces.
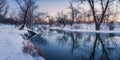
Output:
0,25,44,60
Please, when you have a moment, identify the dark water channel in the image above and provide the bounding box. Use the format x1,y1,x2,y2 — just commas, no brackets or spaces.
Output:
30,30,120,60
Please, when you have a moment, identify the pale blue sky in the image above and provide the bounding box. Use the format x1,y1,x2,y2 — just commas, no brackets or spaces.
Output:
8,0,70,17
37,0,70,16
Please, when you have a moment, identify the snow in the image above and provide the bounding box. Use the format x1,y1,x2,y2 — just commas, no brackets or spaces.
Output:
49,23,120,33
50,27,120,33
0,25,44,60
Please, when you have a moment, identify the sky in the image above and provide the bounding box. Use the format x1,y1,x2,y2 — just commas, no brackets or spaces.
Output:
8,0,70,17
38,0,70,16
7,0,120,22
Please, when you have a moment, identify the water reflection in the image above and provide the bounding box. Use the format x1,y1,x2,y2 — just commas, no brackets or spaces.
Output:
31,34,48,46
21,31,45,60
57,32,68,46
22,40,43,57
29,30,120,60
90,33,109,60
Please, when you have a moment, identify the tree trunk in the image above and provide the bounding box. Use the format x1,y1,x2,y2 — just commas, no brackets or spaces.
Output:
19,24,25,30
19,19,26,30
70,22,73,26
95,24,100,30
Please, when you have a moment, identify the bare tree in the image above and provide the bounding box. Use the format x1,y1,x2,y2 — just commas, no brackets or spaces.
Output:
35,12,48,24
48,16,55,26
0,0,8,18
105,4,118,30
56,11,69,26
15,0,38,30
74,0,115,30
69,2,79,26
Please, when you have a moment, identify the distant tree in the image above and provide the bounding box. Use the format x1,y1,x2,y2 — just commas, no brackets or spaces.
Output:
48,16,55,26
15,0,38,30
106,5,118,30
35,12,48,24
73,6,85,23
85,10,93,23
79,9,92,23
73,0,115,30
56,11,68,26
69,2,79,26
0,0,8,18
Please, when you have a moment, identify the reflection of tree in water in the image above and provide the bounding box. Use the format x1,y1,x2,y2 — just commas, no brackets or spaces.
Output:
31,33,48,46
24,30,120,60
89,33,120,60
57,32,69,46
90,33,109,60
57,32,89,54
57,32,82,52
69,32,79,54
103,33,117,50
56,31,120,60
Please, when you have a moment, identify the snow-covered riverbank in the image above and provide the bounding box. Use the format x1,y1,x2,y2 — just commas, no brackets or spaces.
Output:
49,23,120,33
0,25,44,60
50,27,120,33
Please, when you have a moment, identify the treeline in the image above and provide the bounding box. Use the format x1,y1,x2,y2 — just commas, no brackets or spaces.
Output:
0,18,21,25
0,0,120,30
